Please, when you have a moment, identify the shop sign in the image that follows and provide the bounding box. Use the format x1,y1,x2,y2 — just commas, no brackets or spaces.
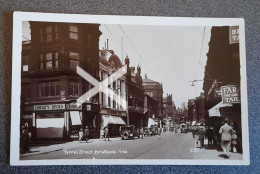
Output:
229,26,239,44
214,88,222,97
221,85,240,104
34,104,65,111
66,103,82,110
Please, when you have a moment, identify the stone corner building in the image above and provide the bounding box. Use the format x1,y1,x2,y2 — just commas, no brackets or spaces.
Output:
21,22,101,139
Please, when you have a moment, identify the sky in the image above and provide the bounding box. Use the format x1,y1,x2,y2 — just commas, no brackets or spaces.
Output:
22,22,211,108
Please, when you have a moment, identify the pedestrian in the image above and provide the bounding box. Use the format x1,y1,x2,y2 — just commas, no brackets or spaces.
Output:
219,118,233,158
158,127,162,139
20,126,30,153
198,127,206,149
99,128,105,141
83,126,90,143
231,130,238,153
191,127,196,138
206,126,214,148
78,128,83,142
104,126,109,141
140,127,144,139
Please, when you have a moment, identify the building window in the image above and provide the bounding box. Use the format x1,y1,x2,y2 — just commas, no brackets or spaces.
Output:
38,81,60,97
21,83,30,99
39,51,59,71
45,26,53,42
40,25,59,43
69,51,80,70
45,52,53,70
22,55,29,72
108,95,111,107
69,80,79,96
69,24,78,40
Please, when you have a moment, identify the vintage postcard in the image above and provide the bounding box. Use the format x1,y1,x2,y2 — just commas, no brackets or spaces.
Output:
10,12,249,165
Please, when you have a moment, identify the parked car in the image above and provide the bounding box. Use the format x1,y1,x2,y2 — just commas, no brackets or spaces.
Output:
144,127,153,136
120,125,140,140
169,127,175,132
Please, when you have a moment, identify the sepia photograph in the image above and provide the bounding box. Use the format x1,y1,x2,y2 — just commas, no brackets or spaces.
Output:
10,12,249,165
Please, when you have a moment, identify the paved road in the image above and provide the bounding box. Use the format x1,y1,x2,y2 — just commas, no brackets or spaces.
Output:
21,132,196,160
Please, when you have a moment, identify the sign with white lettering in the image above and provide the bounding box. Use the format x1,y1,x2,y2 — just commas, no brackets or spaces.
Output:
229,26,239,44
221,85,240,104
66,103,82,110
34,104,65,111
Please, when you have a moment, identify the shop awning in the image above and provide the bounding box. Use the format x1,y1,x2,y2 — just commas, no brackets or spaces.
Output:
209,102,232,117
148,118,157,127
191,121,196,126
70,111,82,125
111,116,126,125
102,115,116,126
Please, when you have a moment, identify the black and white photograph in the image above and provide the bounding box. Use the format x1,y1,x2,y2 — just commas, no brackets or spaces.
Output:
10,12,249,165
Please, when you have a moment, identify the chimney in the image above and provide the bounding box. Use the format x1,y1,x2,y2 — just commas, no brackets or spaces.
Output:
137,65,141,76
107,39,109,50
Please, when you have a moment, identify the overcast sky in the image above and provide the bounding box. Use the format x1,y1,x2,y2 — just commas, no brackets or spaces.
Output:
22,22,211,108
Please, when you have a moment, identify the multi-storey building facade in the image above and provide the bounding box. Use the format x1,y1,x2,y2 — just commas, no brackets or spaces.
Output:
142,76,163,126
21,22,101,139
99,49,127,136
144,94,159,127
203,26,242,152
125,57,145,129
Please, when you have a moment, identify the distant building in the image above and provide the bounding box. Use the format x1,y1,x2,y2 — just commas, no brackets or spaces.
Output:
144,94,159,127
142,75,163,126
163,94,175,131
188,93,205,125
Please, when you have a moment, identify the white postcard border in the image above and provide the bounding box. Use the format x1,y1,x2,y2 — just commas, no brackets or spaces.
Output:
10,11,249,166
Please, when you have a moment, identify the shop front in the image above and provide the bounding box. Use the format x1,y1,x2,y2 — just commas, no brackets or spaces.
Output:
22,101,100,140
100,108,127,137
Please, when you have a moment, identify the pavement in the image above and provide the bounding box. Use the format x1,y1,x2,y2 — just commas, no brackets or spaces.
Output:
20,132,243,160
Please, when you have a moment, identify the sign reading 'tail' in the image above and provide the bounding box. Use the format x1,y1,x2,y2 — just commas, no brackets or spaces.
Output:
221,85,240,104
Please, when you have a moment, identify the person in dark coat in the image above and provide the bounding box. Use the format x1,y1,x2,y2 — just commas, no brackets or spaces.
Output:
198,127,206,149
206,126,215,148
83,126,90,143
20,126,30,153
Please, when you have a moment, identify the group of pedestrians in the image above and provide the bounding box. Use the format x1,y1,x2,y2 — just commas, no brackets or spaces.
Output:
79,126,91,143
99,126,110,141
191,118,238,158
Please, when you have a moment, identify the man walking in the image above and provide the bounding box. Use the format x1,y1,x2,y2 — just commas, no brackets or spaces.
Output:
198,127,206,149
83,126,90,143
219,118,233,158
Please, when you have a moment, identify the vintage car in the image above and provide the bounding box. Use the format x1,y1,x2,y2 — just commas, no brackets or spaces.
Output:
169,127,175,132
120,125,140,140
144,127,153,136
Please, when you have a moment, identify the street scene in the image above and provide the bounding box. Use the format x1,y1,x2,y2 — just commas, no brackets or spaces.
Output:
20,21,243,161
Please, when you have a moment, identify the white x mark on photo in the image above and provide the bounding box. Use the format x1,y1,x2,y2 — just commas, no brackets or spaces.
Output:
76,65,127,109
